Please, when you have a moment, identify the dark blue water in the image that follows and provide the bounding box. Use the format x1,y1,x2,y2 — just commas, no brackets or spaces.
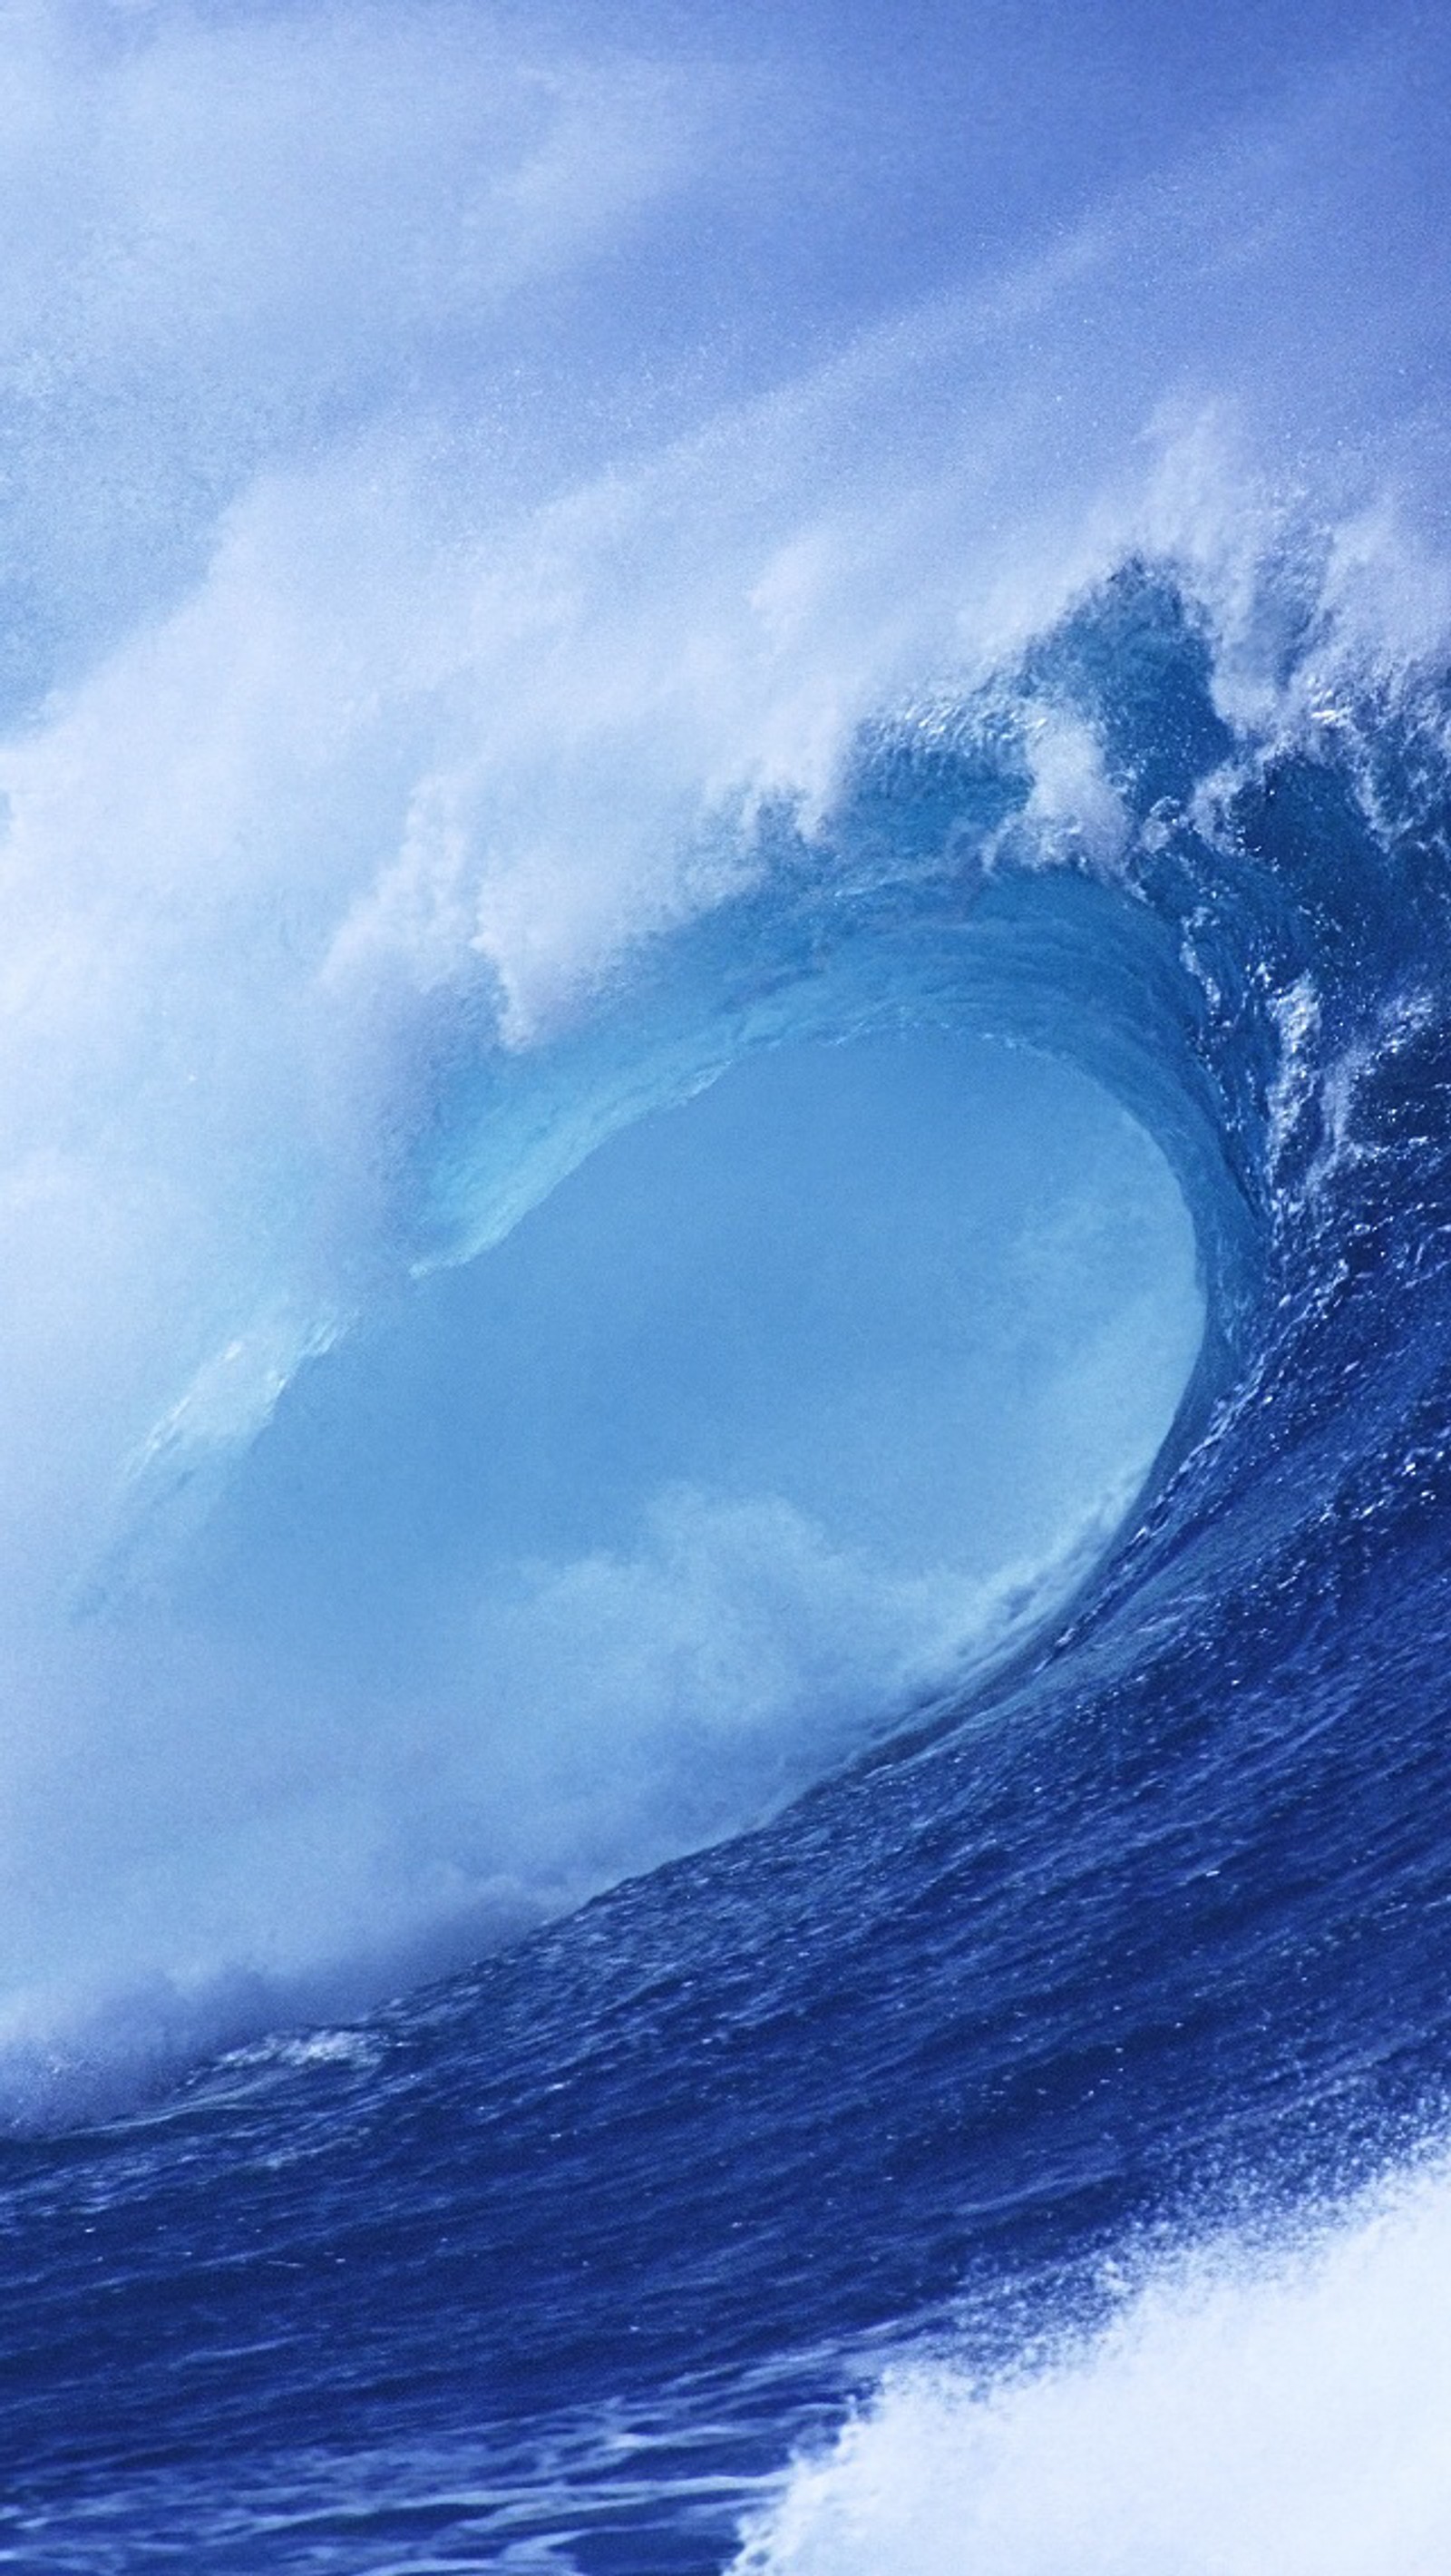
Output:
5,562,1451,2569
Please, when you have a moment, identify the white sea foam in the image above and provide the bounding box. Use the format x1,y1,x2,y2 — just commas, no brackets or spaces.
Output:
734,2161,1451,2576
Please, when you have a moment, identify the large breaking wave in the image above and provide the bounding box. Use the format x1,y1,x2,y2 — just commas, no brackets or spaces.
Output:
5,2,1451,2566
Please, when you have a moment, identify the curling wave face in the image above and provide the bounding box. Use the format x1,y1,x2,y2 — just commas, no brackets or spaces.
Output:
6,557,1451,2570
0,620,1221,2103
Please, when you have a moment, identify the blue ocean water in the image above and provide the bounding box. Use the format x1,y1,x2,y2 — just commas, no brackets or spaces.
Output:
4,5,1451,2570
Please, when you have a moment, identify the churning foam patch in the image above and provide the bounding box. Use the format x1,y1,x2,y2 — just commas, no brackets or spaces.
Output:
732,2160,1451,2576
0,1501,1108,2129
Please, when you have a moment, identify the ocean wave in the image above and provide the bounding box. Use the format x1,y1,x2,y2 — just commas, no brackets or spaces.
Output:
5,8,1451,2558
4,526,1450,2117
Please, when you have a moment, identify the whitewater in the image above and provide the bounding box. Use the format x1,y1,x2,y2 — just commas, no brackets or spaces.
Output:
3,1,1451,2566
